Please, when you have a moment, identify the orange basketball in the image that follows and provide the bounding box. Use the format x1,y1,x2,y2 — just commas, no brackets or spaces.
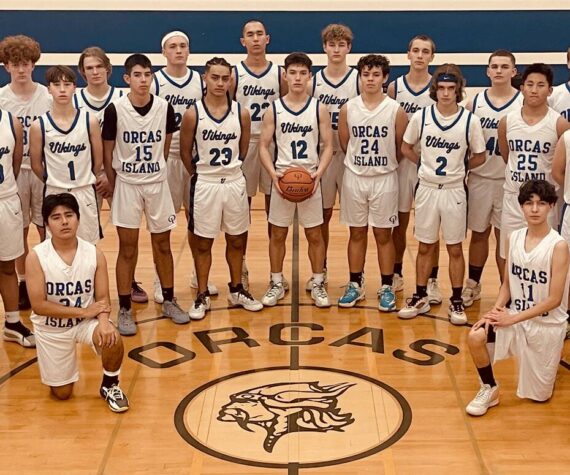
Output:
278,167,315,202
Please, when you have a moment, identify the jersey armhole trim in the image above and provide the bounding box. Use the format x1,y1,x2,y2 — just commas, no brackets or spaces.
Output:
7,111,16,140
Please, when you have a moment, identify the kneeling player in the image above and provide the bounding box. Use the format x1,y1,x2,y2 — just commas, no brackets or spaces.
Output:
337,54,408,311
466,180,568,416
27,194,129,412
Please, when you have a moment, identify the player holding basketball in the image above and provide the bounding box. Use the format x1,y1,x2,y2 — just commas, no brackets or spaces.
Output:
398,64,486,324
310,24,359,291
259,52,333,307
337,54,408,311
180,57,263,320
27,193,129,412
462,50,522,307
466,180,568,416
103,54,189,335
30,66,103,245
0,34,51,310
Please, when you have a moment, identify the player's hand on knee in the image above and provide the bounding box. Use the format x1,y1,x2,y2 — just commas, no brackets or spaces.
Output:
97,320,118,348
82,300,112,319
472,317,492,333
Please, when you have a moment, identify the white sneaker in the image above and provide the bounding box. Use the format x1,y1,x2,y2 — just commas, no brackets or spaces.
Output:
153,279,164,304
189,293,211,320
311,282,331,308
398,294,430,319
189,273,219,296
448,298,468,325
393,273,404,292
427,278,442,304
241,261,249,291
305,268,328,292
462,279,481,307
228,285,263,312
466,383,499,416
261,281,286,307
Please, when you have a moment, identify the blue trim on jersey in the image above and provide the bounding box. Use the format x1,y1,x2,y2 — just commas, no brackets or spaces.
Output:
232,65,239,98
73,94,79,109
316,99,321,158
483,89,521,112
280,96,312,116
153,75,160,95
202,100,231,124
419,107,427,141
393,78,399,98
191,103,200,164
272,101,278,165
356,74,360,95
311,75,317,97
319,68,355,89
240,61,274,79
39,116,48,181
465,110,472,150
402,75,431,97
472,93,479,111
237,102,244,161
278,66,283,96
6,112,16,141
79,87,117,112
158,68,195,89
46,110,81,135
431,105,465,132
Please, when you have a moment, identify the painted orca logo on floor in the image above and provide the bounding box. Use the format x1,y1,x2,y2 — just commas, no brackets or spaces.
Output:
217,381,355,453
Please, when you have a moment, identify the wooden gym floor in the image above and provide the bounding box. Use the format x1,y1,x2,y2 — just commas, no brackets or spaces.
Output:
0,196,568,474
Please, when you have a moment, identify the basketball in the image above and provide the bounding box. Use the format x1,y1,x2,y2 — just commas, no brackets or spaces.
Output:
278,167,315,202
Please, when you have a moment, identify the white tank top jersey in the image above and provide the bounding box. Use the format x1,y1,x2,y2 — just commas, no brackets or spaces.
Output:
0,110,19,199
234,61,280,139
0,83,51,169
562,131,570,203
344,95,400,176
503,107,560,194
508,227,568,325
548,82,570,121
470,89,523,180
73,86,124,128
392,75,435,120
273,97,321,173
30,237,97,332
312,68,359,150
39,110,96,189
193,100,243,179
152,68,203,159
409,105,481,186
112,94,168,184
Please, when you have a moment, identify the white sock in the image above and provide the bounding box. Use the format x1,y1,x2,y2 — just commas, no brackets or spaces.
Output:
103,368,121,377
313,273,324,285
5,311,20,324
271,272,283,284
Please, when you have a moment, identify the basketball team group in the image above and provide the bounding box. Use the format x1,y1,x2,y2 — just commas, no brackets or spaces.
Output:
0,21,569,415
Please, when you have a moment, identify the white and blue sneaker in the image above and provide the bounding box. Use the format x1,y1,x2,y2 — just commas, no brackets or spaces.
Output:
378,285,396,312
338,282,365,308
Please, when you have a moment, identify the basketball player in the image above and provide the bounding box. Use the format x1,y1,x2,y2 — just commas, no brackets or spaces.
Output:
29,66,102,245
337,54,408,311
180,57,263,319
463,51,522,307
309,24,359,291
151,31,218,301
102,54,189,335
498,63,570,261
0,34,51,310
398,64,486,324
232,19,286,290
259,52,333,307
26,193,129,412
75,47,148,304
466,180,568,416
0,105,35,347
548,47,570,120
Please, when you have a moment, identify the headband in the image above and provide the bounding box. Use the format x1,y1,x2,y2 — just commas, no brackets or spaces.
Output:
436,72,458,83
161,31,190,48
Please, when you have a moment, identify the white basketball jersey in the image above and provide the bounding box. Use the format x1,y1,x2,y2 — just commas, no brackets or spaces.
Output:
344,95,400,176
504,107,559,194
508,227,568,324
193,100,243,179
471,89,523,180
392,75,434,119
112,95,168,184
153,68,203,159
0,110,18,199
416,105,478,186
73,86,123,128
0,83,51,169
30,237,97,332
312,68,359,150
274,97,320,173
234,62,280,139
548,83,570,121
40,110,96,189
562,131,570,203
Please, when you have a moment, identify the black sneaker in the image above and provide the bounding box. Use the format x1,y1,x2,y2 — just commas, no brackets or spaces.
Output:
100,384,130,413
3,321,36,347
18,281,31,310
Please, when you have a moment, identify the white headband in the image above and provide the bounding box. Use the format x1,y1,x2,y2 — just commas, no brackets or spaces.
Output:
161,31,190,49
